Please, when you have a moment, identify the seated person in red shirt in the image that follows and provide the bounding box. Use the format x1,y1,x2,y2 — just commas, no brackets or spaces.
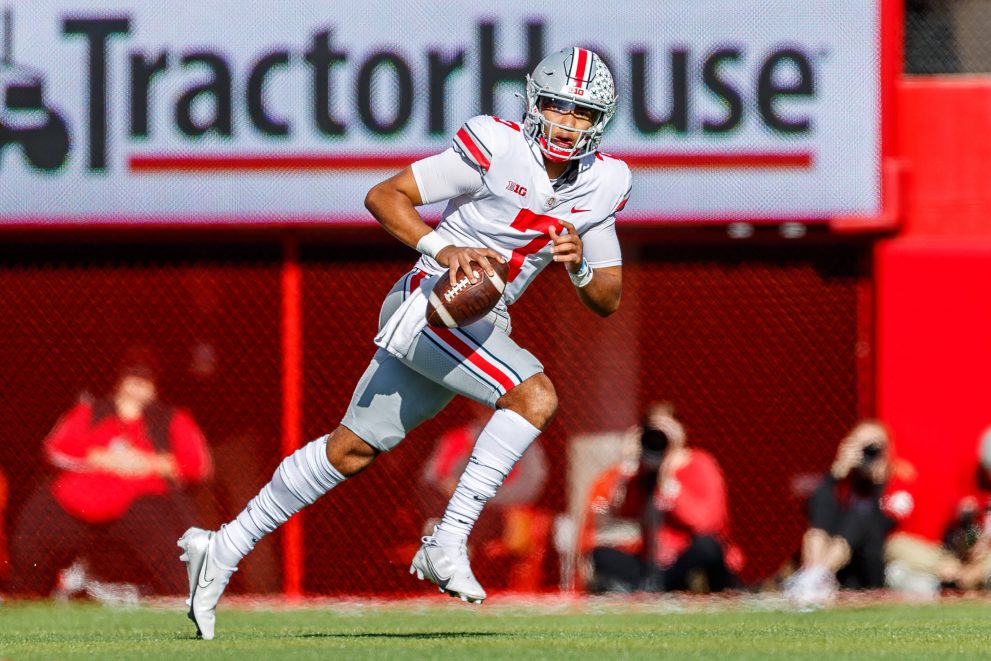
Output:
8,349,212,597
587,402,743,593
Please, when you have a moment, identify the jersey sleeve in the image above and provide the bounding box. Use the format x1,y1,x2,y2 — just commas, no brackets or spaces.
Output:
580,156,630,268
614,181,632,214
581,217,622,268
410,148,485,205
612,158,633,215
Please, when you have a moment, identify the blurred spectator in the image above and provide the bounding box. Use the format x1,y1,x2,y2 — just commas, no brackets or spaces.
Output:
576,430,643,590
785,420,900,608
883,428,991,597
7,347,212,599
584,402,743,593
421,403,550,591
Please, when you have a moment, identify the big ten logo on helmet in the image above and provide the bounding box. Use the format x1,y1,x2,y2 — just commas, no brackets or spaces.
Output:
2,7,827,174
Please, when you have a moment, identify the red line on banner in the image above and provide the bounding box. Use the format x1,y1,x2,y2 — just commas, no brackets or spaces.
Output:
619,152,813,169
129,154,436,171
128,151,814,172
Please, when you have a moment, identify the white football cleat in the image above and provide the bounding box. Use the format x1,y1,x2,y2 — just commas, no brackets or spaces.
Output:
410,536,487,604
178,527,234,640
783,565,837,611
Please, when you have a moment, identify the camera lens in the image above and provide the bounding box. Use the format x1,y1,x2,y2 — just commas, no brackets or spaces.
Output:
641,428,669,454
862,443,882,460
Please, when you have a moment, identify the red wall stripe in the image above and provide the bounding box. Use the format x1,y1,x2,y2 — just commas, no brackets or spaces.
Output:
280,235,304,599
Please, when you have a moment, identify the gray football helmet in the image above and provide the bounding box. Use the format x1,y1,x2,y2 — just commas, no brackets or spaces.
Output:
523,48,617,162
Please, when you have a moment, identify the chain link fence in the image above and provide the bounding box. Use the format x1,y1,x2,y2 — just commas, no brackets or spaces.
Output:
905,0,991,74
0,238,869,597
0,242,285,596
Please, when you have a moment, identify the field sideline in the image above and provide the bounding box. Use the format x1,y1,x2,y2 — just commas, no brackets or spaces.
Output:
1,595,990,659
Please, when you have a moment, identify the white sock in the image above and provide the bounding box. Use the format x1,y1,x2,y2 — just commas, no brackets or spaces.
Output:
433,409,541,548
213,435,345,570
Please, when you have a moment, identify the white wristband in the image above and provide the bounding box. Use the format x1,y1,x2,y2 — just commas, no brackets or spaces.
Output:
415,231,453,260
569,258,594,288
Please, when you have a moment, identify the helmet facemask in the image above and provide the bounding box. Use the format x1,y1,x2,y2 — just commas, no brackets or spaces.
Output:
523,48,617,162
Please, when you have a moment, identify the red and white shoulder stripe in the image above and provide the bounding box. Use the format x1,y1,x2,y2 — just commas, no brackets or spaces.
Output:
454,120,494,172
452,115,522,173
615,185,632,213
593,151,633,215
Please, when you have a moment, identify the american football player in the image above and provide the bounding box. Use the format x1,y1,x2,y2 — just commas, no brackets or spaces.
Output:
178,47,631,639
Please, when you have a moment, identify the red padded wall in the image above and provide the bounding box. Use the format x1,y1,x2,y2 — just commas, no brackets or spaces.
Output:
0,241,866,593
898,79,991,238
877,241,987,538
874,78,991,536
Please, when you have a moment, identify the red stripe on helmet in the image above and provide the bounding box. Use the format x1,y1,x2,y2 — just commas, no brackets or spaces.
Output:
573,48,589,89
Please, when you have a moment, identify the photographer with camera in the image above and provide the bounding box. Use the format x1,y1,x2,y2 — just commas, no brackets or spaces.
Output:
586,402,742,593
785,420,897,608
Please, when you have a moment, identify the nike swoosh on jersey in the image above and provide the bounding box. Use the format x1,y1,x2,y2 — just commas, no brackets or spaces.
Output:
571,206,590,213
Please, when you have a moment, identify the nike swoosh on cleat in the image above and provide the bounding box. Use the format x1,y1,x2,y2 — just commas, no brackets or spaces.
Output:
423,554,453,589
197,542,215,589
571,206,590,213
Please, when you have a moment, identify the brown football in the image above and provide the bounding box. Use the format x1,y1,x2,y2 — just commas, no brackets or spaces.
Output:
425,260,509,328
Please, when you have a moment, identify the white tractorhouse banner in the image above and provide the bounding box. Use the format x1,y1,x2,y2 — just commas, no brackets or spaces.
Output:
0,0,881,224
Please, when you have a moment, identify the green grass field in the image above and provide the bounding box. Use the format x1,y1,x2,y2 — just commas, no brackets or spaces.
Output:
2,597,990,659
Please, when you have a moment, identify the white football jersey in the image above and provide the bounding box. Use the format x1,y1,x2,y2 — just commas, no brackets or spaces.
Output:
410,115,631,306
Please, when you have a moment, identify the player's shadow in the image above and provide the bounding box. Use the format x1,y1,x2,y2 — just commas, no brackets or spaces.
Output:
297,631,500,640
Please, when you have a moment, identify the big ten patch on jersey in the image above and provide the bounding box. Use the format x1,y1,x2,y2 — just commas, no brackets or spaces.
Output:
454,115,548,212
487,150,552,215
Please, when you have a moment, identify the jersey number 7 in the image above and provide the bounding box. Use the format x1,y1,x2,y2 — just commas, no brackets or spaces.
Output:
508,209,563,282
